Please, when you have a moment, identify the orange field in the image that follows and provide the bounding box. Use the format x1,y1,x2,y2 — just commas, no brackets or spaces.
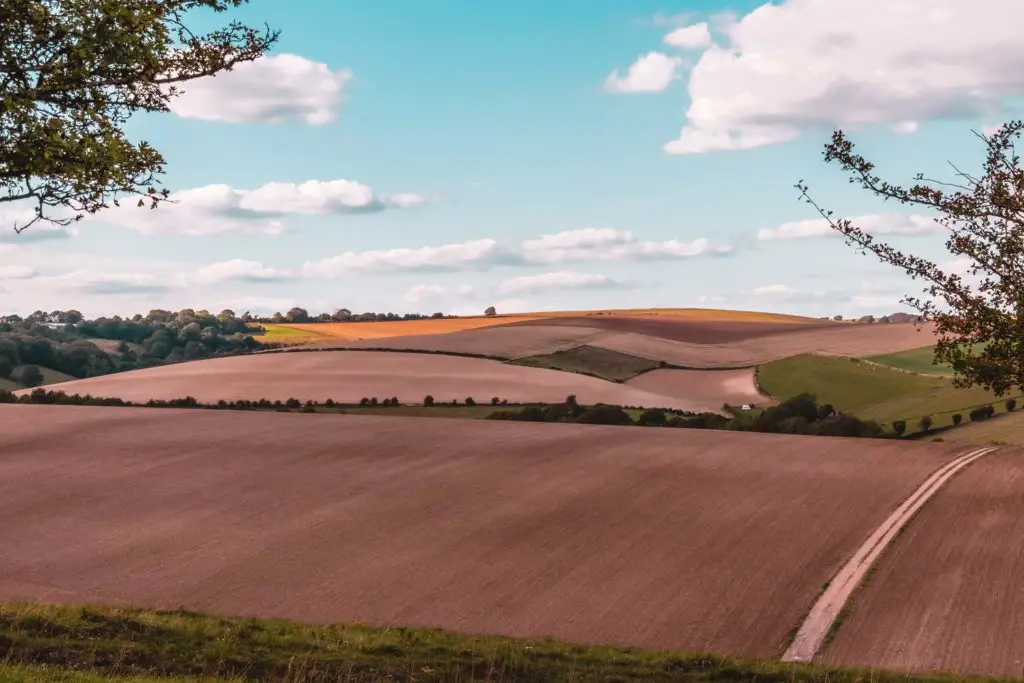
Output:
36,350,714,411
822,450,1024,677
272,307,824,342
0,404,962,659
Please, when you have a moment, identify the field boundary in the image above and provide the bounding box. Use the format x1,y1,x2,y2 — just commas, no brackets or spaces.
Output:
781,445,998,663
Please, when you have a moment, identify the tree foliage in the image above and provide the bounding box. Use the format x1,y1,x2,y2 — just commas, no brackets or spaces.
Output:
1,0,278,232
796,121,1024,396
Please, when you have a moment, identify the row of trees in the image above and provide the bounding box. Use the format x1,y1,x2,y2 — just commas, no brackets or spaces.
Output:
251,308,451,325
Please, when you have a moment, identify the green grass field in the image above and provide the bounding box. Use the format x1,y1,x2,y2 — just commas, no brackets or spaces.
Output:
248,324,329,343
513,345,662,382
757,354,1023,429
0,365,77,391
0,602,1000,683
867,343,989,376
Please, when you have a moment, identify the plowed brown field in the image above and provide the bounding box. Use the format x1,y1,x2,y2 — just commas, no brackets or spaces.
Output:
821,451,1024,678
312,322,938,368
34,350,709,410
0,405,961,658
625,368,769,407
498,316,839,344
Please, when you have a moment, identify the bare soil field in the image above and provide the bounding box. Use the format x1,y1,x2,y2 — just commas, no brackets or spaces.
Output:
34,350,709,411
498,316,839,344
625,368,769,408
592,323,938,368
305,322,938,369
303,324,612,359
821,451,1024,678
0,405,961,659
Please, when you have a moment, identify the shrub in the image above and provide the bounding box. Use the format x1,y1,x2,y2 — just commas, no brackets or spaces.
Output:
423,395,435,406
324,398,335,407
892,420,907,436
285,397,301,409
637,409,667,426
465,397,476,406
969,406,989,422
1007,398,1018,412
18,364,44,387
391,397,399,406
381,398,391,406
491,396,500,405
952,413,963,426
360,397,370,406
576,405,632,426
300,404,316,413
918,415,933,432
817,403,836,420
370,397,378,406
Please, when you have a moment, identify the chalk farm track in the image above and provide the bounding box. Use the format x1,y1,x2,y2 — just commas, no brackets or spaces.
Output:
0,405,962,658
33,350,711,411
822,450,1024,678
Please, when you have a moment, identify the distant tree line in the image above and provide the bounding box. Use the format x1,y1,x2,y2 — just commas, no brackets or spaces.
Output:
246,307,453,325
0,308,265,384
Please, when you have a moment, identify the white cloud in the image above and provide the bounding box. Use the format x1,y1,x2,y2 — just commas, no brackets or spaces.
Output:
498,271,627,295
663,0,1024,154
168,53,352,125
402,283,478,303
302,239,511,278
892,120,919,134
388,193,428,209
757,213,945,241
43,270,168,295
663,23,712,49
752,284,793,295
520,228,732,263
93,179,423,236
191,259,295,285
603,52,683,93
0,265,36,280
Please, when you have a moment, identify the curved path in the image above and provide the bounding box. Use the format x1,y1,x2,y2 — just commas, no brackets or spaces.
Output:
781,445,999,663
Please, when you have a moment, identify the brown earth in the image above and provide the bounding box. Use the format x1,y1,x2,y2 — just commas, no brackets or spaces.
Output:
625,368,770,408
0,405,961,658
35,350,709,411
821,450,1024,678
496,316,840,344
315,321,938,369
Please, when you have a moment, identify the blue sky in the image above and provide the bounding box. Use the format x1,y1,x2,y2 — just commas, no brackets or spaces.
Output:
1,0,1018,318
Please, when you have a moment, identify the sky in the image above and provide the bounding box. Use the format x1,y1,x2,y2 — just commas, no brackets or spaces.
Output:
1,0,1020,319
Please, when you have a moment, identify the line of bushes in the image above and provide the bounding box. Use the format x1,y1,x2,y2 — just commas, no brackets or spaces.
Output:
489,392,886,438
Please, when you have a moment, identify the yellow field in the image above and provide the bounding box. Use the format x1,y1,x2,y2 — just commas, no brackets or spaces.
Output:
265,308,820,342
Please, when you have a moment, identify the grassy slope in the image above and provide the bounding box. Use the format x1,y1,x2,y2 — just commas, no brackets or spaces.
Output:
249,324,331,344
512,345,661,382
867,343,989,376
0,603,999,683
757,354,1022,428
0,366,77,391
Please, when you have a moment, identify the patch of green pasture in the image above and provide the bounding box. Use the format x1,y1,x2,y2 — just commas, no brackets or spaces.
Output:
512,344,662,382
0,602,1003,683
757,354,1022,427
248,324,329,342
867,343,988,376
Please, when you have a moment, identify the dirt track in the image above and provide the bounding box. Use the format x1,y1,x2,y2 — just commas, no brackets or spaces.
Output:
35,350,712,411
0,405,959,658
625,368,768,407
821,450,1024,677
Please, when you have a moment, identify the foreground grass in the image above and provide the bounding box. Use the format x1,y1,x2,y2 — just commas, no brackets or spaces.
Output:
513,345,663,382
757,354,1023,428
0,603,1002,683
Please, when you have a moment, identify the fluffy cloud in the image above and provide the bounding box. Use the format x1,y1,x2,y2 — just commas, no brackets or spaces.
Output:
498,271,627,295
520,228,732,263
663,22,712,49
750,281,906,312
603,52,683,93
44,270,168,295
191,259,295,284
168,53,352,125
757,213,945,241
0,265,36,280
402,283,478,304
302,239,511,278
662,0,1024,154
93,180,425,236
